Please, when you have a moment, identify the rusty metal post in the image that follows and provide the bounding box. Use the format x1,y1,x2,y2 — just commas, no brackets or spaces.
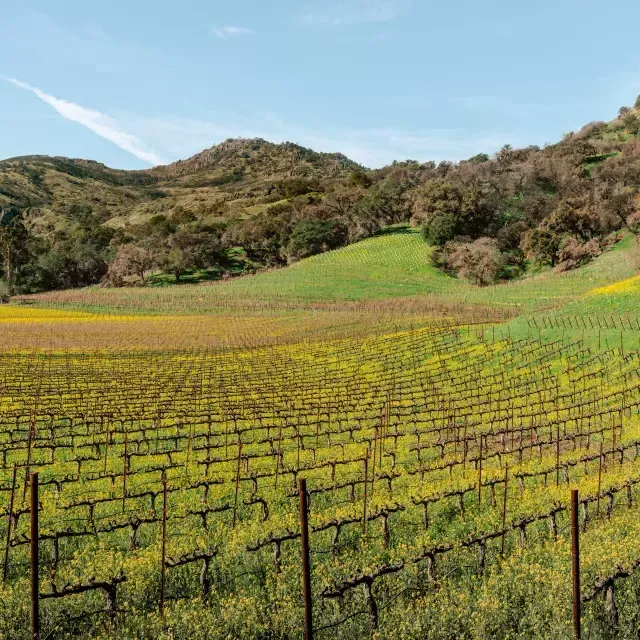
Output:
30,472,39,640
160,471,167,618
3,465,17,582
298,477,313,640
571,489,581,640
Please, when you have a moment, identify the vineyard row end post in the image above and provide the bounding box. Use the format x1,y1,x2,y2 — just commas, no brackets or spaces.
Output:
299,477,313,640
30,472,40,640
571,489,581,640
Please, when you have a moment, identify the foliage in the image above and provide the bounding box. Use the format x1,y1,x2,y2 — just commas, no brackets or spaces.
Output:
286,218,347,262
554,236,602,272
5,95,640,293
437,237,505,285
104,244,154,286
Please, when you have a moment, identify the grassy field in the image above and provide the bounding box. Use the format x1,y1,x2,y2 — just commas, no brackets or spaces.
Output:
14,229,639,316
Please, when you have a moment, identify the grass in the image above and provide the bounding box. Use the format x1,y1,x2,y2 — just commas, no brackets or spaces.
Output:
215,227,455,301
14,228,639,321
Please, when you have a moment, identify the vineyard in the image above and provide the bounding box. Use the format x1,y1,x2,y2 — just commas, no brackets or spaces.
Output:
1,232,640,639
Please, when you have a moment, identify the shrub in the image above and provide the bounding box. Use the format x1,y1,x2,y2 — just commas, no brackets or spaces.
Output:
441,237,504,285
286,219,347,262
554,237,601,272
421,213,456,246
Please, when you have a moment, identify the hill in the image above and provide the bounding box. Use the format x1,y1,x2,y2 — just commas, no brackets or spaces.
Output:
2,96,640,295
17,227,638,312
0,137,362,229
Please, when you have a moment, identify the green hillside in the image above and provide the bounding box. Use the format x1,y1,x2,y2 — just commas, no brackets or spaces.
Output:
17,228,638,316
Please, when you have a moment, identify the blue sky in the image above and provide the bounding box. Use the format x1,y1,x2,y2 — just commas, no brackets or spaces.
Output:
2,0,640,169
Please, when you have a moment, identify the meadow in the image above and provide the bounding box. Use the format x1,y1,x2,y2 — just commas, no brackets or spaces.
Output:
1,231,640,639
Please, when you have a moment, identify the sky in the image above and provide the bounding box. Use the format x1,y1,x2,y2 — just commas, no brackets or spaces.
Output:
2,0,640,170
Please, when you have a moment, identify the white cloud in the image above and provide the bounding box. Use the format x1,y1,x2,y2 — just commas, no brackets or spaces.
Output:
212,26,255,38
298,0,412,26
5,77,165,166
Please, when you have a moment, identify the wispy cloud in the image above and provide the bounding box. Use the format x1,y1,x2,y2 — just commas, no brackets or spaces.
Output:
5,77,164,166
212,26,255,38
298,0,412,27
4,78,521,169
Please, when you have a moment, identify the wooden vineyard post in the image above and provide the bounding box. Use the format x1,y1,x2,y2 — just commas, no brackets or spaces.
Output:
597,442,603,517
232,441,243,529
556,423,560,486
298,478,313,640
160,471,167,619
30,472,39,640
363,445,370,536
478,435,483,506
3,465,17,582
501,464,508,556
571,489,581,640
122,429,128,513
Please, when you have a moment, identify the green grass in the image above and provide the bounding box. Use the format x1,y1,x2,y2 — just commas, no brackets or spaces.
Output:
215,227,456,301
16,229,639,318
216,229,638,308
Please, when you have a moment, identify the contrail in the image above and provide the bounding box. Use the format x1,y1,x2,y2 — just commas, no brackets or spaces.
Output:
5,77,164,166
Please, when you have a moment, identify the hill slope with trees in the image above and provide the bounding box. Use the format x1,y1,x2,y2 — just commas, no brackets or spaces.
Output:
2,97,640,295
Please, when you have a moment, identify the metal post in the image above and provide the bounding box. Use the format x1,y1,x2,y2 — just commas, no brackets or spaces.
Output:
571,489,581,640
298,478,313,640
160,471,167,618
3,465,17,582
30,472,39,640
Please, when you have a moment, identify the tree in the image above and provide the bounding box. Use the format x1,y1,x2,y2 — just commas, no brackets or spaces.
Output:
441,238,504,285
467,153,490,164
623,112,640,135
230,203,295,265
410,180,468,229
545,201,598,240
0,208,31,294
0,279,10,303
554,237,601,272
104,244,154,286
347,179,410,240
158,225,224,281
286,219,347,262
520,227,560,266
348,169,372,189
421,213,457,246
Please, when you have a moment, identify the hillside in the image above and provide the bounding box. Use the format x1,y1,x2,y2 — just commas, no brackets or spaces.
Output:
0,137,362,228
17,227,638,314
2,96,640,295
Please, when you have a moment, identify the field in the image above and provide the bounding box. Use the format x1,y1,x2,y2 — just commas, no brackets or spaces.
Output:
1,232,640,639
